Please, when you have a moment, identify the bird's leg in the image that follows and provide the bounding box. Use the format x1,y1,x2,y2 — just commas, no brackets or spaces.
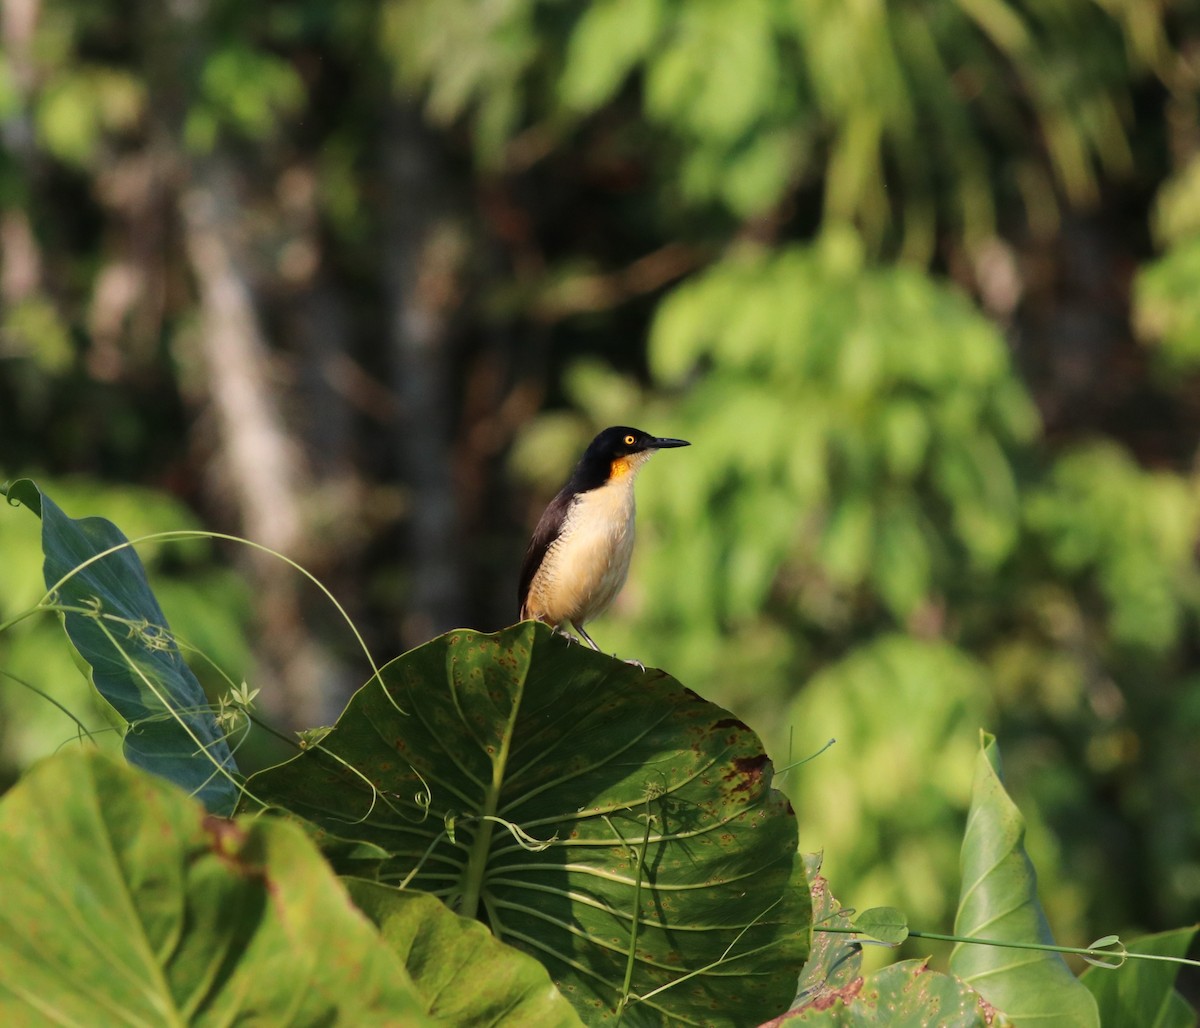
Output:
573,621,646,670
566,623,643,671
573,622,602,652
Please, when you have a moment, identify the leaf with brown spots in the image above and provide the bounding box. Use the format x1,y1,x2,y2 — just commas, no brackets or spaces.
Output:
246,622,812,1026
790,853,863,1010
769,958,997,1026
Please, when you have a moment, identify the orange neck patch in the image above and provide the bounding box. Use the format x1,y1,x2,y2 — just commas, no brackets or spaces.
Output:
609,452,651,481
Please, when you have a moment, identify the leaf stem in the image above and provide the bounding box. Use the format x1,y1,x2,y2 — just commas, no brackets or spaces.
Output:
0,604,50,636
0,668,106,744
41,529,391,702
815,925,1200,968
611,808,654,1018
458,804,499,922
457,681,520,920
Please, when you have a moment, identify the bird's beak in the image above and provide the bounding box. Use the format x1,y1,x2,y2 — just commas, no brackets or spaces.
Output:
649,437,690,449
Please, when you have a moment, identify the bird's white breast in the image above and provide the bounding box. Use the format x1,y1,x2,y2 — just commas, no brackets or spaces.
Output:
528,476,638,628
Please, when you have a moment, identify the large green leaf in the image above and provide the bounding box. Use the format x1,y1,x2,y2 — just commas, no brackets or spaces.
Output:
347,880,585,1026
246,622,811,1026
1080,926,1198,1028
950,731,1099,1026
3,478,237,814
0,748,431,1025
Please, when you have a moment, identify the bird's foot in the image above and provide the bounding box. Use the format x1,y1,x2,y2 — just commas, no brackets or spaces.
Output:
570,623,604,652
622,657,646,671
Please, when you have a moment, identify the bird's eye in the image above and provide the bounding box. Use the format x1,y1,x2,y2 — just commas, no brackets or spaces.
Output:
624,434,635,446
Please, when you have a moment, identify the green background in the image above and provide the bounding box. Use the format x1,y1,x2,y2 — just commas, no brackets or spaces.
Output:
2,0,1199,986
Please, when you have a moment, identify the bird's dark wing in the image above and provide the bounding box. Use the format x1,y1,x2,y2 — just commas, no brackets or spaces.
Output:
518,488,575,617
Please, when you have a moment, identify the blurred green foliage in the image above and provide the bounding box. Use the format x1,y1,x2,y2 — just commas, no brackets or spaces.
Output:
186,45,305,151
1026,443,1200,654
393,0,1152,253
35,66,144,167
784,637,998,955
1136,154,1200,368
646,235,1037,626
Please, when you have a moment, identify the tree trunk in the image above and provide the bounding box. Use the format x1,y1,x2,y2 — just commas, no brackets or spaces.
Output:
179,161,346,727
382,102,468,646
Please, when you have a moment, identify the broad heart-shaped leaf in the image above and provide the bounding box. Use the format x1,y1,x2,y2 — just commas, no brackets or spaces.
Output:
1080,925,1198,1028
245,623,812,1026
3,478,237,814
950,731,1099,1027
347,879,585,1026
767,959,995,1026
0,748,431,1025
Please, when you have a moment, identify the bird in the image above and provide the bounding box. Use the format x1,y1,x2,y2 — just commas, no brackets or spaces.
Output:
518,425,690,653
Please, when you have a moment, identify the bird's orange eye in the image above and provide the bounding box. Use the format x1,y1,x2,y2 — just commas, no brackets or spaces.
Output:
624,434,635,445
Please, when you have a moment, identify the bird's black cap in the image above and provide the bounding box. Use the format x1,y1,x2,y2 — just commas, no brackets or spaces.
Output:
562,426,690,493
584,426,691,460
